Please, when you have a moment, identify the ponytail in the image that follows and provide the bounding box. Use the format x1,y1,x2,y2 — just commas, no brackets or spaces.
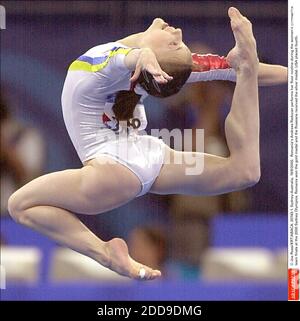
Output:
112,90,142,122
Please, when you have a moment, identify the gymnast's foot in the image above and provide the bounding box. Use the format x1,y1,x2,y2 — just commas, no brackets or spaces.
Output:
104,237,162,280
226,7,259,74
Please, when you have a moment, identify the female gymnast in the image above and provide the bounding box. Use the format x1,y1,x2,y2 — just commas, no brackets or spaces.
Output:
8,7,287,280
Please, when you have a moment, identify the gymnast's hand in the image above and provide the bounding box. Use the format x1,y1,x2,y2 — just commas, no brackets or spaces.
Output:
128,48,173,84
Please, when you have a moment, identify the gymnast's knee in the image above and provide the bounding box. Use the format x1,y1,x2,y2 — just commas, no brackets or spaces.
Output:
239,164,261,188
228,154,261,189
7,190,29,224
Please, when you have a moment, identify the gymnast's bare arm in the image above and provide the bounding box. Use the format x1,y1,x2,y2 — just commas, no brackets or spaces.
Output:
189,55,287,86
257,62,287,85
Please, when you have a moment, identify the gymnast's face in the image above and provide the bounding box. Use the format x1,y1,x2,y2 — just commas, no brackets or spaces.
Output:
142,18,188,56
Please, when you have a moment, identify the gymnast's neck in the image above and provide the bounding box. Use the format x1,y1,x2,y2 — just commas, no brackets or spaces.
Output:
117,32,144,48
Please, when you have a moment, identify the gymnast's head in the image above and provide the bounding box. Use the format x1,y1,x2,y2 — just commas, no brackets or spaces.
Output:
138,18,193,97
141,18,187,57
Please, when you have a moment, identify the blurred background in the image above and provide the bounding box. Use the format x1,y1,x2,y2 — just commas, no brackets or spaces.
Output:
1,0,287,300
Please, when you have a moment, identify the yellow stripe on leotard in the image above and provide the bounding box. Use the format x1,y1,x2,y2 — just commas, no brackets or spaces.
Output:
68,47,132,72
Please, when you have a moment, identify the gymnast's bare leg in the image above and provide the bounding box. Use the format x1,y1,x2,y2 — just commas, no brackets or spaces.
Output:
151,8,260,195
8,156,161,281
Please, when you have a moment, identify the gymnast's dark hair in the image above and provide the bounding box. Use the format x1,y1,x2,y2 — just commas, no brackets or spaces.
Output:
112,57,192,122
